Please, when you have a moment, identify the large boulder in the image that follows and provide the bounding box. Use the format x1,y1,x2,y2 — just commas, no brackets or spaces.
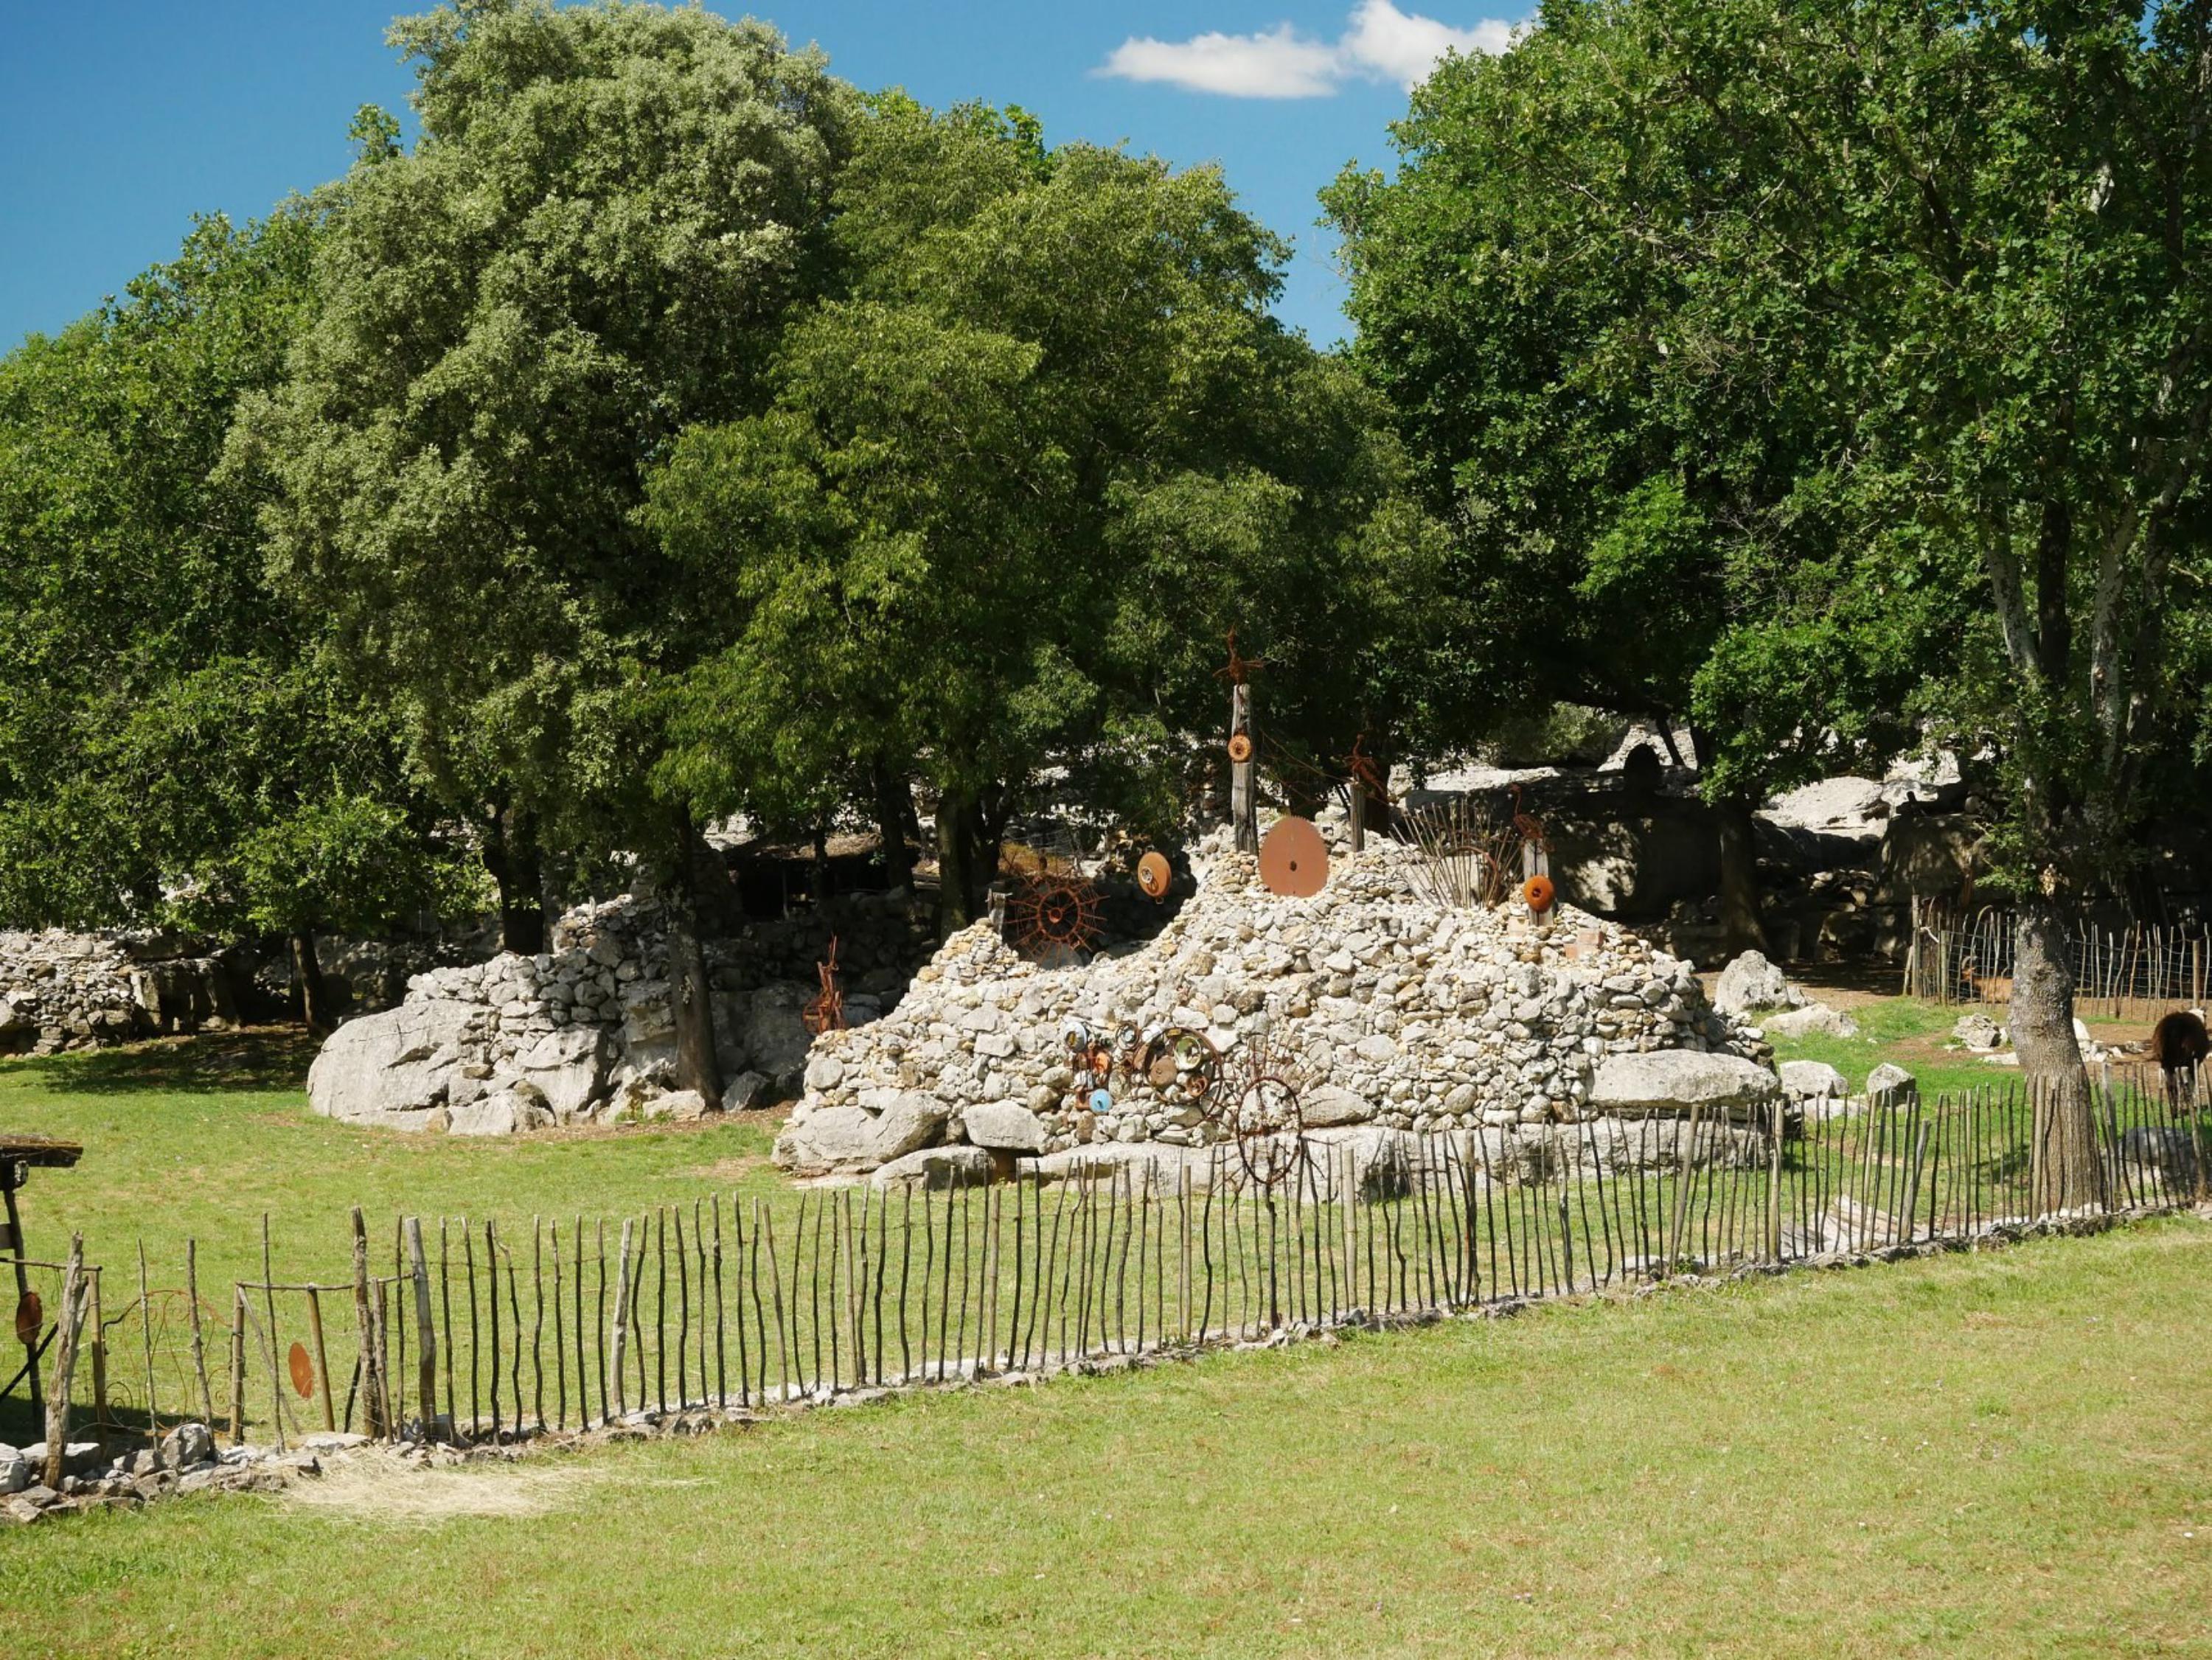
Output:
773,1092,949,1176
1589,1050,1781,1123
961,1099,1050,1153
515,1026,610,1122
1712,951,1793,1014
307,999,480,1129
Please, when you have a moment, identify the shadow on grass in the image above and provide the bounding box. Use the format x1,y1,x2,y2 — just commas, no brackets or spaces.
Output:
3,1026,319,1098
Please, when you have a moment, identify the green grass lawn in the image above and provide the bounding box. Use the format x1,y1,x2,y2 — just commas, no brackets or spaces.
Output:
0,1029,792,1291
11,1218,2212,1658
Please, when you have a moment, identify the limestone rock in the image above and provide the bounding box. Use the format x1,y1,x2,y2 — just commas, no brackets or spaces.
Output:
1779,1060,1847,1101
447,1088,550,1137
773,1092,948,1176
1865,1062,1916,1103
1761,1002,1860,1040
1589,1050,1781,1122
516,1026,609,1121
745,984,815,1092
720,1070,773,1112
1298,1084,1374,1129
870,1145,997,1190
962,1100,1048,1153
646,1089,711,1123
1712,951,1795,1014
307,999,479,1128
1952,1011,2003,1050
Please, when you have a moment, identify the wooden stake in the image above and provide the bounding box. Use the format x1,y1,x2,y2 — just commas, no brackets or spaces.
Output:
42,1235,88,1488
187,1238,215,1429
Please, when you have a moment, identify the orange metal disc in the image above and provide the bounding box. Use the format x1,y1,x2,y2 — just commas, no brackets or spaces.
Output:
1137,851,1172,900
1227,733,1254,764
1522,873,1556,914
13,1291,41,1347
1258,816,1329,898
288,1339,316,1399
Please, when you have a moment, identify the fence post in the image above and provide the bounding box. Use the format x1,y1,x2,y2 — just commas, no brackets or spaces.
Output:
41,1234,87,1488
351,1207,389,1439
406,1218,439,1441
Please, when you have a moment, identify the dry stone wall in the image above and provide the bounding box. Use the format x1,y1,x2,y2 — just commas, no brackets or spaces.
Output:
306,890,935,1134
777,829,1778,1184
0,930,234,1056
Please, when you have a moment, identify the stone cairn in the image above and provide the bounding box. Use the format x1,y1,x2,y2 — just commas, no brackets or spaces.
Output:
307,890,936,1134
776,826,1782,1188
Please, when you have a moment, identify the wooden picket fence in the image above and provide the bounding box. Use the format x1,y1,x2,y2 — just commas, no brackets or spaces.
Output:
1904,902,2212,1022
10,1075,2209,1458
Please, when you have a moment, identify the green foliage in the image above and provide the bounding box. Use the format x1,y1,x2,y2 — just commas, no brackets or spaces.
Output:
234,0,858,873
650,95,1457,890
0,208,476,940
1332,0,2212,893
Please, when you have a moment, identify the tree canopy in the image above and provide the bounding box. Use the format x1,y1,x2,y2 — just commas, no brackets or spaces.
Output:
0,208,476,1024
1331,0,2212,1198
647,96,1454,925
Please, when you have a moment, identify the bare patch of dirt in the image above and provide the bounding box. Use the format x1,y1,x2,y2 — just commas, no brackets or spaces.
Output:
283,1452,605,1524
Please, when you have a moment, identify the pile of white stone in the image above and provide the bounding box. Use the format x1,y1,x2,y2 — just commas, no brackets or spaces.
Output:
306,893,924,1134
777,827,1782,1187
0,930,230,1056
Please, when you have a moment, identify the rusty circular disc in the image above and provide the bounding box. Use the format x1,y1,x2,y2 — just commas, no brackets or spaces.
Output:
1258,815,1329,898
1137,851,1173,901
288,1339,315,1399
13,1291,41,1346
1522,873,1556,914
1227,732,1254,764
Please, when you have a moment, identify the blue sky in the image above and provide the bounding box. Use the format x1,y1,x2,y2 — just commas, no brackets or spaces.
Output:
0,1,1526,352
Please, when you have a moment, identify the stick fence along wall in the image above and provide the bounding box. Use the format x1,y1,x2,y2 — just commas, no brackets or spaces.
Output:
9,1075,2208,1457
1904,903,2212,1022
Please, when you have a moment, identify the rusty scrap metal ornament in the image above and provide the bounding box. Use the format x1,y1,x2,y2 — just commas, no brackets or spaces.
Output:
1258,815,1329,898
1226,732,1254,764
1137,851,1173,901
1010,873,1104,958
288,1340,315,1400
1522,873,1557,915
803,935,846,1036
13,1291,41,1347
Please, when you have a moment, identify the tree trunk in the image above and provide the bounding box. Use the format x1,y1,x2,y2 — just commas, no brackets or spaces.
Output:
934,785,995,938
872,761,914,892
481,806,546,956
665,817,724,1107
1712,798,1767,958
2013,900,2104,1215
290,928,333,1035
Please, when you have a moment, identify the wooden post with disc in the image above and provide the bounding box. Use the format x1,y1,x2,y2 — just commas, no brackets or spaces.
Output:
1231,685,1257,854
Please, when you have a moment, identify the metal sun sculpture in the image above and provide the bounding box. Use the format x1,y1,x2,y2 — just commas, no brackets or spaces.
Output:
802,935,846,1036
1010,873,1105,961
1222,1035,1313,1193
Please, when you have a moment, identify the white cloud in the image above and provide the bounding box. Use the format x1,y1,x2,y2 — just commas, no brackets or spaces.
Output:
1099,24,1343,100
1339,0,1514,87
1098,1,1512,99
